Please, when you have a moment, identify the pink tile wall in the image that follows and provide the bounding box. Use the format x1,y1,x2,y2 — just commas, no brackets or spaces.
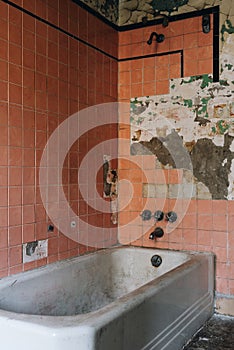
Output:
0,0,118,276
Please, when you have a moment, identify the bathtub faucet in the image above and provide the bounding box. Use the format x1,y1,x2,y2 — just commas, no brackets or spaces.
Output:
149,227,164,240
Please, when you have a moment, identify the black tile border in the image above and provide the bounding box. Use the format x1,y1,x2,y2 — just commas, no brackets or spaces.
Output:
119,50,184,78
2,0,219,81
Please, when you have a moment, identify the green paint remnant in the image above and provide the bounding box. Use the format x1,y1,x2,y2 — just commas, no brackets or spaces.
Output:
211,126,216,133
184,99,193,108
171,84,175,89
180,76,202,85
216,120,230,134
219,80,230,86
200,75,213,89
221,19,234,42
225,63,233,71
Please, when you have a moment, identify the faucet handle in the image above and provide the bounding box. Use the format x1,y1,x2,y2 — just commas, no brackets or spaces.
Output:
149,227,164,240
153,210,164,221
166,211,177,223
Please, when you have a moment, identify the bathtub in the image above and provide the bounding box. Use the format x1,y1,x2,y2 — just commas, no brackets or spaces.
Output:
0,246,214,350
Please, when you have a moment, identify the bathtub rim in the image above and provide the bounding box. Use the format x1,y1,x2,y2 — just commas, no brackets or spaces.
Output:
0,246,214,329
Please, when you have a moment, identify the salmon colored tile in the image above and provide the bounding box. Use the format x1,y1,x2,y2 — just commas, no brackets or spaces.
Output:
131,83,143,98
0,167,8,186
143,82,156,96
131,60,143,71
155,55,169,66
0,146,7,166
0,102,8,125
119,60,131,72
212,200,227,214
212,246,227,263
228,200,234,215
184,199,197,214
9,83,22,105
23,0,36,14
156,65,169,81
183,228,197,245
183,17,200,34
168,228,183,243
9,167,22,186
129,168,144,182
229,232,234,247
182,214,197,229
169,64,181,79
0,60,8,81
184,60,198,77
212,231,227,248
229,279,234,295
184,48,199,62
35,222,48,240
131,69,143,84
197,199,212,214
9,187,22,206
168,21,184,37
169,35,183,51
184,32,198,49
197,45,213,59
198,31,213,46
0,248,8,269
22,223,35,242
212,215,227,231
197,230,212,246
22,12,35,32
23,68,35,88
9,206,22,226
119,45,131,59
155,80,169,95
131,43,143,57
143,57,155,68
23,149,35,167
216,262,229,278
9,63,21,85
23,30,35,52
24,261,37,271
197,214,212,230
0,81,8,101
23,205,35,224
9,127,22,147
198,59,213,75
22,186,35,205
0,39,8,61
119,71,131,85
9,226,22,246
9,23,22,46
131,28,144,44
0,1,8,20
0,228,8,249
23,167,35,186
143,66,156,82
23,128,35,148
0,126,7,146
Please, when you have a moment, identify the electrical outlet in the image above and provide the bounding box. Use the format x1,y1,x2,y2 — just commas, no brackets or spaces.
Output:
22,239,48,263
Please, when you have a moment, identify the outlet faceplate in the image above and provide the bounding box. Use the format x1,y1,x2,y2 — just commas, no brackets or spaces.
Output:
22,239,48,263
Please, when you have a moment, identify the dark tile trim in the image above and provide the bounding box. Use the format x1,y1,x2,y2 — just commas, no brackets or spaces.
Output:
3,0,219,81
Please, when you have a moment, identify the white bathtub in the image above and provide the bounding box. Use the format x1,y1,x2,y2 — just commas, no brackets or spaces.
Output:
0,246,214,350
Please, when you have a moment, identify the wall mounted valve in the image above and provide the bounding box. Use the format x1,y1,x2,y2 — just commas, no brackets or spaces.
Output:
153,210,164,221
149,227,164,240
166,211,177,223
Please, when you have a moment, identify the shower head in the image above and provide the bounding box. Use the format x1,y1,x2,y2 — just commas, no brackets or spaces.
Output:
147,32,165,45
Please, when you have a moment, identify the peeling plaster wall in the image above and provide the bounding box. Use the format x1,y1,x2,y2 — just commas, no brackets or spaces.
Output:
118,12,234,301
